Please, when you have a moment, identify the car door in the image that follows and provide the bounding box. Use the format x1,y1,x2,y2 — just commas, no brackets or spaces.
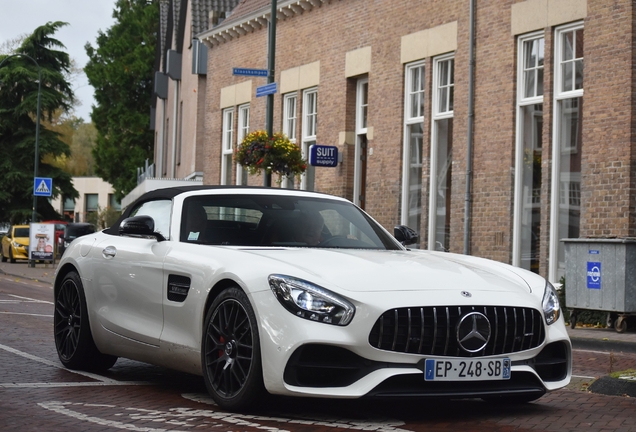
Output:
90,199,172,346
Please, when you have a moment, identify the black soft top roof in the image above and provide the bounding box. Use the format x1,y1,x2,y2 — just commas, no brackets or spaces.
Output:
105,185,311,235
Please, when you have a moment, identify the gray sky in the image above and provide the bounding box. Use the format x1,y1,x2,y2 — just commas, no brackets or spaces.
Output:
0,0,118,122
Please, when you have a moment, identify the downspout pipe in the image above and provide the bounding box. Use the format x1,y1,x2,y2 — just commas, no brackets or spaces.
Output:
463,0,476,255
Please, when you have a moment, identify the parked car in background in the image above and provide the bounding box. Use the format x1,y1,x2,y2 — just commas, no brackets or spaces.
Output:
1,225,30,263
53,186,571,411
43,220,68,255
58,223,96,256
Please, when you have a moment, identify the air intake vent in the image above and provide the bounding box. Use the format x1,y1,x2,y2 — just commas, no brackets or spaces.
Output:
369,306,545,357
167,275,191,302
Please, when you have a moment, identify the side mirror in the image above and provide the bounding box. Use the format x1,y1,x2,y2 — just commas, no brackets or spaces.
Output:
393,225,419,246
119,215,166,241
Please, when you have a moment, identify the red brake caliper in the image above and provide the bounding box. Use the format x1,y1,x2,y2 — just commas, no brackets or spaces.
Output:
219,336,225,358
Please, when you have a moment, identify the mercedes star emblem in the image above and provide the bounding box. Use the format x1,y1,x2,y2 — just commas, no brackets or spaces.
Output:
457,311,491,353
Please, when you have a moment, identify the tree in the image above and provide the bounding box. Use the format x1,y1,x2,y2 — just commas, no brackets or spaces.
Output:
85,0,159,200
0,22,78,224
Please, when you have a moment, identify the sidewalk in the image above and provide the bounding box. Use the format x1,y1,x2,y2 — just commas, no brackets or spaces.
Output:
0,260,57,285
1,260,635,352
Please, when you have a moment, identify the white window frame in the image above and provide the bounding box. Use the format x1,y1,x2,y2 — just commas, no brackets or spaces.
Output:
236,104,250,185
283,92,297,143
353,78,369,206
513,31,545,268
281,93,298,189
221,108,234,185
301,87,318,191
549,21,584,283
400,60,425,226
428,54,454,251
356,78,368,134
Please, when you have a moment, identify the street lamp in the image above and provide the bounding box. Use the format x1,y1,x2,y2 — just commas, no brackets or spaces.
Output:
0,53,42,267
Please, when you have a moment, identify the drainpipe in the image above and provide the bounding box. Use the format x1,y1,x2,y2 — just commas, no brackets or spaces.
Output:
171,81,180,178
463,0,476,255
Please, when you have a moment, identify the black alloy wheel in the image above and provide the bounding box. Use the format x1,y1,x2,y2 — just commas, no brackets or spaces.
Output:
54,271,117,371
202,286,264,410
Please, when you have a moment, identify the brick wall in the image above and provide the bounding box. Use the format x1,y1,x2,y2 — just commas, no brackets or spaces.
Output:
200,0,636,276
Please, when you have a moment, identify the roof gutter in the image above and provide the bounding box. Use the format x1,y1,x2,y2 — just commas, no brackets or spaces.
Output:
197,0,327,45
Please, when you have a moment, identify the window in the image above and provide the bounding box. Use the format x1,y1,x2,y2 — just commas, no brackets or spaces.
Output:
63,197,75,221
549,23,584,282
353,78,369,208
283,93,297,142
130,199,172,238
282,93,298,189
85,194,98,224
221,108,234,185
357,79,368,132
301,88,318,191
108,194,121,211
401,61,425,235
236,104,250,185
513,32,544,274
428,55,454,252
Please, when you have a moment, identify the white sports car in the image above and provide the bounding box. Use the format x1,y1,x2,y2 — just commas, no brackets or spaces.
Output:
54,186,571,410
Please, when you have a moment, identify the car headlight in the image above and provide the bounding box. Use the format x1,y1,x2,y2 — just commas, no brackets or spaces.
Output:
268,274,355,326
542,281,561,325
12,241,21,248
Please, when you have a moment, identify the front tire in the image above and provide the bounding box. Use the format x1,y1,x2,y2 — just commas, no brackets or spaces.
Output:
54,271,117,371
9,248,15,264
202,286,265,411
1,248,6,262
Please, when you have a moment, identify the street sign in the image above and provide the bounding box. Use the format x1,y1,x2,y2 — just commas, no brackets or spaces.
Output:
309,145,339,167
256,82,278,97
233,67,268,77
33,177,52,197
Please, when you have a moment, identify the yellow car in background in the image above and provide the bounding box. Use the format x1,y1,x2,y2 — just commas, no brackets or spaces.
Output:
1,225,30,263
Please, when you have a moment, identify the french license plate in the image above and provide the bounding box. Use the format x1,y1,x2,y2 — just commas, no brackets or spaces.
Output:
424,358,511,381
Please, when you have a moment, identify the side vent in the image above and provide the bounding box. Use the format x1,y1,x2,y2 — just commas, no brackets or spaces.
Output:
167,275,191,302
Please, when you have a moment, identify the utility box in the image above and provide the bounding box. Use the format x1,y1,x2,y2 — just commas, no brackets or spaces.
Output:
563,238,636,313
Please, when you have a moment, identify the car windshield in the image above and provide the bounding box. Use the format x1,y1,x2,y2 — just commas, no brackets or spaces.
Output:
14,228,29,237
66,225,95,239
180,194,401,250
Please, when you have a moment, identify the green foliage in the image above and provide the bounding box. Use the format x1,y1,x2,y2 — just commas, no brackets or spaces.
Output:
0,22,78,224
85,0,159,200
98,206,121,229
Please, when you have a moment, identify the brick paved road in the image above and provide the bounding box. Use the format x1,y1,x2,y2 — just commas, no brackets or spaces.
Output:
2,274,635,432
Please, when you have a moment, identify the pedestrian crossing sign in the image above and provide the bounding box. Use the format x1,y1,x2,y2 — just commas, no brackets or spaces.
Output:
33,177,52,197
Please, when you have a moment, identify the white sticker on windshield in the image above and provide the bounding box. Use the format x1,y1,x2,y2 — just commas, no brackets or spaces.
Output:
188,232,200,241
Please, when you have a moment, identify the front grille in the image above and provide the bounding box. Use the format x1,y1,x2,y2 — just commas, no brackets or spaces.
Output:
369,306,545,357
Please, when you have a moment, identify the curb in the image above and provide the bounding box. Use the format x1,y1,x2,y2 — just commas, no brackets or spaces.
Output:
588,375,636,397
569,336,636,354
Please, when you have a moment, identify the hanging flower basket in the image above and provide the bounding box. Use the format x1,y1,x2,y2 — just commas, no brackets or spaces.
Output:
235,130,307,178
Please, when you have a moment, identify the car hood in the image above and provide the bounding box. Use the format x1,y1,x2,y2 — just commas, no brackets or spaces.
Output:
241,248,532,294
11,237,29,245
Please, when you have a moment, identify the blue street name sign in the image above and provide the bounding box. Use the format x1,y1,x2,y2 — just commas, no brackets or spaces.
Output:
309,145,339,167
256,82,278,97
233,67,268,77
34,177,52,197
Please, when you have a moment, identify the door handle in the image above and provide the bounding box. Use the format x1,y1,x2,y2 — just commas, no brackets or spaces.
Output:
102,246,116,259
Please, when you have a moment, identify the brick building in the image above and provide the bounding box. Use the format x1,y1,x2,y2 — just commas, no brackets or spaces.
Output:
147,0,636,284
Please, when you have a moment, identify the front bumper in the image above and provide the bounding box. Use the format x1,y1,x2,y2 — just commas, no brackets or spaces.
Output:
251,290,572,399
11,245,29,260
